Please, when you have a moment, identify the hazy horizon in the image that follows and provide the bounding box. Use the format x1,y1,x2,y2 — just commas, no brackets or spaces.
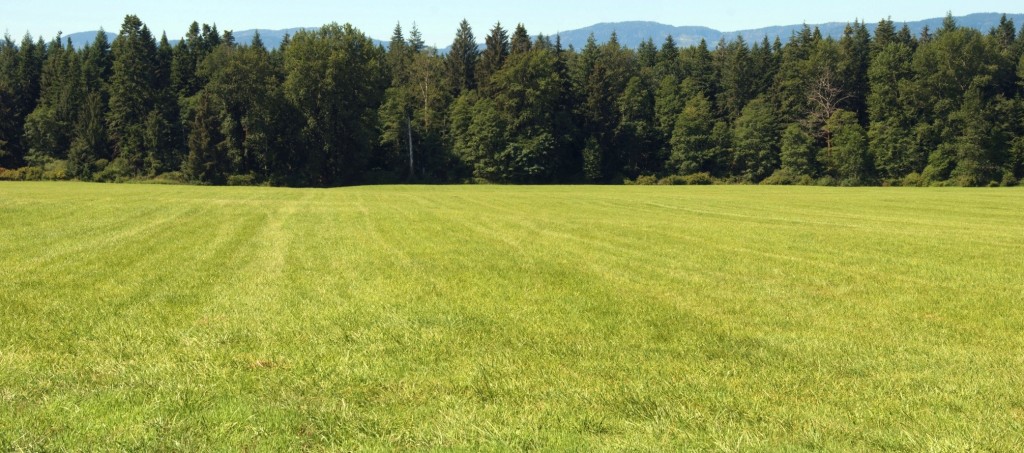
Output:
3,1,1023,46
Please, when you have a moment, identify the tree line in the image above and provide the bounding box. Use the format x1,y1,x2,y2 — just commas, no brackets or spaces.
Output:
1,14,1023,186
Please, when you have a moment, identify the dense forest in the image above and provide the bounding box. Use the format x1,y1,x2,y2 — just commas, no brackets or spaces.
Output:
1,14,1023,186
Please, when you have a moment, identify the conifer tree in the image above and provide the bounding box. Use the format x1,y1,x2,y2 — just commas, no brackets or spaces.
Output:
779,123,818,178
24,34,83,163
669,94,716,175
477,22,509,90
510,24,532,55
408,23,425,53
446,20,478,94
732,96,780,181
0,36,17,167
107,15,159,175
715,36,753,120
819,109,872,184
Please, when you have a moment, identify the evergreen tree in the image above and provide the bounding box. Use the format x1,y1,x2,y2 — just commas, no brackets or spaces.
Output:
0,34,45,167
617,75,661,177
107,15,159,175
477,22,509,90
572,33,634,180
873,18,898,54
732,96,780,181
750,36,779,98
669,94,716,175
145,33,181,175
446,20,478,94
819,110,872,184
67,92,107,178
680,39,717,100
24,35,83,163
408,23,425,53
80,29,112,93
69,30,114,173
867,38,918,181
913,24,1003,184
636,38,657,69
184,91,227,183
715,36,754,120
379,23,413,176
510,24,532,55
251,30,265,50
838,21,871,123
774,25,817,123
0,36,17,167
550,35,581,181
779,123,818,178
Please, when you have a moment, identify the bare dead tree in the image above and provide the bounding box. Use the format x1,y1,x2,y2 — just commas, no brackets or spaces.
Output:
806,66,852,151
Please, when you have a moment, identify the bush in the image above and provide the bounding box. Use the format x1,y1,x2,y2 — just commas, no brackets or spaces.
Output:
1000,171,1018,187
657,173,716,186
816,176,837,187
625,175,658,185
93,158,132,182
683,172,715,185
657,175,688,185
151,172,189,185
901,172,925,187
20,166,44,181
42,160,68,180
0,167,21,181
227,173,258,186
761,168,814,186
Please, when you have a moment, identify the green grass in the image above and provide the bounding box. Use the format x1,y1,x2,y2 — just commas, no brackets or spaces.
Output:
1,182,1022,451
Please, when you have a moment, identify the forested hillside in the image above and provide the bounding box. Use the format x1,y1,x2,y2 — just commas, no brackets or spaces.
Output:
1,14,1023,186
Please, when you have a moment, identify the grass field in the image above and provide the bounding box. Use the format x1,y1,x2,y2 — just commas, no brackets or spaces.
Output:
1,182,1023,450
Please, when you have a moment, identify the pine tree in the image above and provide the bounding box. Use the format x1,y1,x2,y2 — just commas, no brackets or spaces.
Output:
819,110,872,184
680,39,717,100
510,24,532,55
779,123,818,178
715,36,753,120
750,36,779,98
0,36,17,167
617,75,661,177
24,34,83,164
81,30,112,94
669,94,716,175
868,37,918,181
636,38,657,69
408,23,425,53
572,33,634,180
184,91,227,184
838,21,871,123
873,18,898,55
69,30,114,173
0,34,46,167
251,30,265,50
380,23,413,176
145,33,181,175
67,92,107,178
732,96,780,181
655,35,679,79
107,15,159,175
446,19,478,95
477,22,509,90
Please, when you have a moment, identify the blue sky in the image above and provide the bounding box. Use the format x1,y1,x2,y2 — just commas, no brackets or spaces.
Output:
3,0,1022,45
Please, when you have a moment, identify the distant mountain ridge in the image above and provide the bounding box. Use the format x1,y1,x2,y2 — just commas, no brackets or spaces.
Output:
64,12,1024,50
553,13,1024,49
